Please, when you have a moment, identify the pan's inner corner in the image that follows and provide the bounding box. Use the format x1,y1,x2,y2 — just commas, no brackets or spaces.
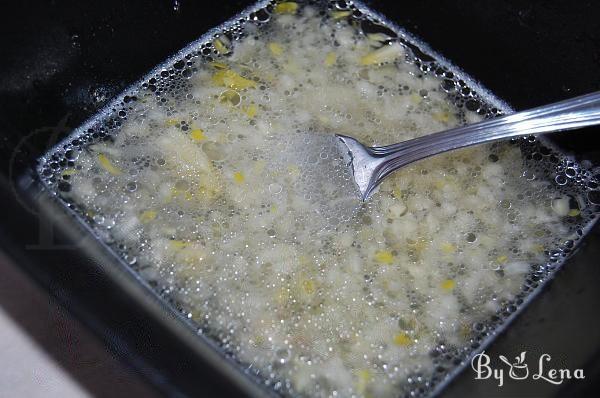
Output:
37,1,600,397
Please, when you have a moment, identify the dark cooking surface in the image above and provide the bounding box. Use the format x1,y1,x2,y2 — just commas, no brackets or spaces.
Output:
0,1,599,397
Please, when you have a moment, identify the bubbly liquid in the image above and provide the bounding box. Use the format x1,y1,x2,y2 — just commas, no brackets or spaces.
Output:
39,1,599,397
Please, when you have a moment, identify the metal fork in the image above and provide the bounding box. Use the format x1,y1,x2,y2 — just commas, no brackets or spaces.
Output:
336,91,600,201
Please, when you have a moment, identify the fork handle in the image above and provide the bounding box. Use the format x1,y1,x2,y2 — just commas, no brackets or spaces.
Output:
368,91,600,195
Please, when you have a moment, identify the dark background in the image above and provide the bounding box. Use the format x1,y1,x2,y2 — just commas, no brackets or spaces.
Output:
0,0,599,397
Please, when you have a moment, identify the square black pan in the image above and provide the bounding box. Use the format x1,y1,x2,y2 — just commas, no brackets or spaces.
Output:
1,1,600,396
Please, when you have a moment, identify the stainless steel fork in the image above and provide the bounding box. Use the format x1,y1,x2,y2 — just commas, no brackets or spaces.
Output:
337,91,600,200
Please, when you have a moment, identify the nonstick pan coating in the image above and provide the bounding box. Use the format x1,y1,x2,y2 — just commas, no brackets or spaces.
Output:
1,1,599,396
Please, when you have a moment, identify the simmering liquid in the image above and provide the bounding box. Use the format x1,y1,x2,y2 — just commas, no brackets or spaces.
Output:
39,1,599,397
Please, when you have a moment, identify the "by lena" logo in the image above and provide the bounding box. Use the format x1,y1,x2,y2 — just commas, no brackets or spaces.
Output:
471,351,585,387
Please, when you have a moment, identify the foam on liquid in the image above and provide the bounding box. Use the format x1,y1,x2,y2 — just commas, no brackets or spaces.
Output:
39,1,600,397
